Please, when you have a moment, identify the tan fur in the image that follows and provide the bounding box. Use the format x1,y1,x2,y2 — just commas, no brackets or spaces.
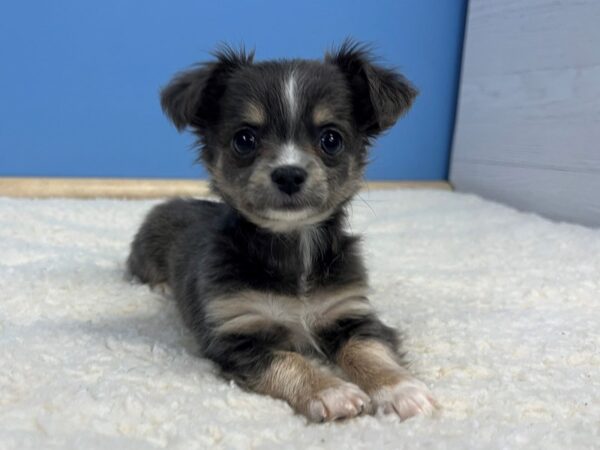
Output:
254,351,337,405
242,102,266,125
337,339,410,394
254,351,369,421
312,105,335,125
205,285,373,344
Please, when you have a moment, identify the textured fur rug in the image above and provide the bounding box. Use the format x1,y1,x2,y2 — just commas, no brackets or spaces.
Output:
1,190,598,449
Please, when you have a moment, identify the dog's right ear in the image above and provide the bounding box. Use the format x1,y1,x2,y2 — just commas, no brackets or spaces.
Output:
160,46,254,132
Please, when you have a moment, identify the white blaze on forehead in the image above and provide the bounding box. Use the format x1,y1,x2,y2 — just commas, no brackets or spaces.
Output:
285,71,298,120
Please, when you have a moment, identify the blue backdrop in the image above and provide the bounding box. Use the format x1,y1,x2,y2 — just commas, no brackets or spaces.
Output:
0,0,466,180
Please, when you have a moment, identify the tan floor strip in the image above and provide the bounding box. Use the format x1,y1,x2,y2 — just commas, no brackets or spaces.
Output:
0,177,451,199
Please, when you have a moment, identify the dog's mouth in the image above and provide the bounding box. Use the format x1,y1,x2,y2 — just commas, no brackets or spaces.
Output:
230,183,333,232
242,206,334,232
260,208,316,222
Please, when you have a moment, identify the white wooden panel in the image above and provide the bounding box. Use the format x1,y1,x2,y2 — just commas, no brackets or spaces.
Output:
452,161,600,227
451,0,600,228
466,0,600,77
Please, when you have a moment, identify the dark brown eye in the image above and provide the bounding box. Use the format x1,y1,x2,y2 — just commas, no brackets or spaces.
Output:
320,129,343,155
233,128,257,155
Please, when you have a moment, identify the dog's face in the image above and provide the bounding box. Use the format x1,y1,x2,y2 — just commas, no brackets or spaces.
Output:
161,41,416,231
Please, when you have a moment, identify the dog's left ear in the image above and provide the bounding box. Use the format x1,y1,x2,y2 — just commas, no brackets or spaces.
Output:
326,40,417,136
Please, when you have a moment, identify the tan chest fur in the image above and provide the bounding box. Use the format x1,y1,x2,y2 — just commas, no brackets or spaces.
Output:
205,284,373,350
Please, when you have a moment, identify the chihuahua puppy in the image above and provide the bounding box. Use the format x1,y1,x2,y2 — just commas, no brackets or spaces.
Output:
127,41,436,422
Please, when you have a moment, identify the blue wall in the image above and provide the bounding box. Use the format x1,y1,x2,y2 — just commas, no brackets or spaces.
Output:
0,0,466,180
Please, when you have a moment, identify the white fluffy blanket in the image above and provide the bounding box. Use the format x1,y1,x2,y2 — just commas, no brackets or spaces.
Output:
1,190,598,449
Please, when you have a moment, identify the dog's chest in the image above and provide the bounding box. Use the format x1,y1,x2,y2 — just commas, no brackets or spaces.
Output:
205,285,372,350
206,223,371,350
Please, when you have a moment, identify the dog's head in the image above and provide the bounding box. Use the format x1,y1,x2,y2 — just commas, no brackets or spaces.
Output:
161,40,416,232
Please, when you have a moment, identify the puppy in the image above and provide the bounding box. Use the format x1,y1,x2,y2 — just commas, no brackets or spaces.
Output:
127,41,436,422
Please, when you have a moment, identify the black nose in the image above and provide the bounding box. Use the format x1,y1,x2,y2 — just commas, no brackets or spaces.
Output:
271,166,307,195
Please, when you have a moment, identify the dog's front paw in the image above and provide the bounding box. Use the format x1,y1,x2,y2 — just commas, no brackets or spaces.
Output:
305,382,371,422
371,378,437,421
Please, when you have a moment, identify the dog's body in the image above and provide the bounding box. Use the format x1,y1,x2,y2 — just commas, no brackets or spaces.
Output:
128,42,436,422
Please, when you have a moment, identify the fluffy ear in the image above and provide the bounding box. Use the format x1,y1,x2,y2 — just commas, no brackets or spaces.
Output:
160,46,254,132
325,40,417,135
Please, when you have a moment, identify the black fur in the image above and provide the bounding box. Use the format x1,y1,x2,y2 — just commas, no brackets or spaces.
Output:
128,198,384,381
127,40,423,420
325,40,418,135
160,46,255,132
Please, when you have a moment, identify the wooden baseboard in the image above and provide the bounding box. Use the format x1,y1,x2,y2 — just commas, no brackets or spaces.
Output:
0,177,452,199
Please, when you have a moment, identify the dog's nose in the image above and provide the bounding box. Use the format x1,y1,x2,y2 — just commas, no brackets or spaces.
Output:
271,166,307,195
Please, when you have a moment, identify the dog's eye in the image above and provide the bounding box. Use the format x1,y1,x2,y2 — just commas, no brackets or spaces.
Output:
320,129,343,155
233,129,257,155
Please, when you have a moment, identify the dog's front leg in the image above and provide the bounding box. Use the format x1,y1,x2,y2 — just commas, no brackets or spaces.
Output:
255,350,372,422
320,317,437,420
204,333,370,422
